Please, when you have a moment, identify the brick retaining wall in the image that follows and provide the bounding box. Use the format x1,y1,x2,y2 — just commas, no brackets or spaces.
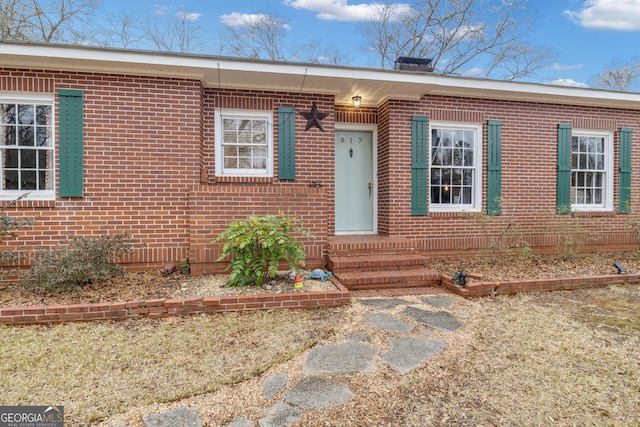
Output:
442,273,640,297
0,278,350,326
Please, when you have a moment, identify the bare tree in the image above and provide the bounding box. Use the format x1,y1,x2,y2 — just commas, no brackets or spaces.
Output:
288,39,345,65
590,58,640,92
0,0,100,43
94,10,143,49
142,6,205,53
360,0,554,80
223,12,289,60
221,10,344,64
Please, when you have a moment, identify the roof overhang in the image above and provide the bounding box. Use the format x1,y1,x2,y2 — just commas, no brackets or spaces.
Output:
2,42,640,111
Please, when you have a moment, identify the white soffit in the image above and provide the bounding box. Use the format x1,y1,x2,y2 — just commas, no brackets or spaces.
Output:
1,42,640,110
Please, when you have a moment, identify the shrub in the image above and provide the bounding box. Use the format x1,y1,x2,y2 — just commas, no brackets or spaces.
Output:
213,213,313,287
551,209,598,260
22,233,132,292
0,195,34,272
461,199,529,265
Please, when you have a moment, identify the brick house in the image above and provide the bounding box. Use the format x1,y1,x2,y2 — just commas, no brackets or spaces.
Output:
2,42,640,277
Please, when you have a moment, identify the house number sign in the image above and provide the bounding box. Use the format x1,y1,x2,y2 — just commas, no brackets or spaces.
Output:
339,137,363,144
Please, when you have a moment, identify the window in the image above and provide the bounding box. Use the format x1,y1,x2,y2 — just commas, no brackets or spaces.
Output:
215,109,273,177
429,122,482,211
0,96,54,200
570,130,613,211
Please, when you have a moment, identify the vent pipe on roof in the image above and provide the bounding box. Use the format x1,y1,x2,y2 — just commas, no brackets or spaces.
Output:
394,57,434,72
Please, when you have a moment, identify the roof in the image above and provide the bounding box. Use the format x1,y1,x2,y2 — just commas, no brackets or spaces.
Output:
1,41,640,110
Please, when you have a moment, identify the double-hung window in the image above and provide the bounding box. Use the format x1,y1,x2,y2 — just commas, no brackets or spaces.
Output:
429,122,482,211
0,96,54,200
215,109,273,177
570,130,613,211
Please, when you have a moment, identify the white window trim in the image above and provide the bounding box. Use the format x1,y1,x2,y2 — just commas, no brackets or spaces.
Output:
429,121,483,213
0,93,55,201
571,129,614,212
214,109,274,177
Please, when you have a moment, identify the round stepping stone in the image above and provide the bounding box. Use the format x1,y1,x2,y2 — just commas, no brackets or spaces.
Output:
421,295,456,308
303,340,379,374
401,306,463,331
283,376,353,410
359,298,406,310
142,407,202,427
381,337,447,374
224,417,255,427
262,374,288,399
364,312,415,333
259,402,301,427
344,332,372,342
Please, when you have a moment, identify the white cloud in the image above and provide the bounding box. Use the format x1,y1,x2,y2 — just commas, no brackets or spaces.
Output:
564,0,640,31
283,0,412,22
153,4,171,15
219,12,292,29
220,12,265,27
462,67,487,78
551,78,589,88
552,63,583,71
176,12,202,21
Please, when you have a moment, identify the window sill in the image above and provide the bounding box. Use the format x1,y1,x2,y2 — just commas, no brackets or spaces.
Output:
214,176,275,184
570,210,615,217
2,199,55,209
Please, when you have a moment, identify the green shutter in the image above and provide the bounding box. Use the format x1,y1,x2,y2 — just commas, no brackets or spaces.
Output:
278,107,296,180
486,120,502,215
411,115,428,215
58,89,84,197
619,127,633,213
557,124,572,214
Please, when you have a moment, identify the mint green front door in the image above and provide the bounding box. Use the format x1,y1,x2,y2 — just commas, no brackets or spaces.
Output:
335,130,374,233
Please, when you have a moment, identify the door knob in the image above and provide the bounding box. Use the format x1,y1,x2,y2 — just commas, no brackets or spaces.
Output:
368,182,372,198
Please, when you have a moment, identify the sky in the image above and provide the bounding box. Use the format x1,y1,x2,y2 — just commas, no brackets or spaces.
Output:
106,0,640,88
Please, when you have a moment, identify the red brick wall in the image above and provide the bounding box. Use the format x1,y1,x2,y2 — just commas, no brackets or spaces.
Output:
1,70,337,273
2,66,639,276
1,68,203,269
380,95,640,254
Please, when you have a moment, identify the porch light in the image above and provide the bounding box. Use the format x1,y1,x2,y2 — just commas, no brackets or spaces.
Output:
352,96,362,108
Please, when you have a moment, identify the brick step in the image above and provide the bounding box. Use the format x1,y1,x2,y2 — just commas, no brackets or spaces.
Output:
328,237,420,257
327,254,428,273
335,268,441,290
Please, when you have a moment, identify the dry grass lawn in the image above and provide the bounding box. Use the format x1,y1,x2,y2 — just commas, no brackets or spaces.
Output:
1,282,638,426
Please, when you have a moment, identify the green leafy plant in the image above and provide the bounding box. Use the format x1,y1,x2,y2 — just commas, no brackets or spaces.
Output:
22,233,133,292
213,213,313,287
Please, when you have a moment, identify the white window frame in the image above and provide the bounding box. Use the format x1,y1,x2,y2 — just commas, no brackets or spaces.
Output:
570,129,614,212
214,109,274,177
429,121,483,212
0,93,55,201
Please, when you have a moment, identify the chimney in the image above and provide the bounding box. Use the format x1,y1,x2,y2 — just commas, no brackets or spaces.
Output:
394,57,434,72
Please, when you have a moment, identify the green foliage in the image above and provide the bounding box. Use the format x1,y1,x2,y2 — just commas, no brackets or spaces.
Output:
22,233,132,293
0,195,34,269
213,213,313,287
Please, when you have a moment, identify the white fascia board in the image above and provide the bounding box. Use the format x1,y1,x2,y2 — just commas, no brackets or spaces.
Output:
2,42,640,110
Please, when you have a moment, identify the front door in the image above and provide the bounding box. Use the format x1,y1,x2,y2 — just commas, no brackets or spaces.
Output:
335,130,374,233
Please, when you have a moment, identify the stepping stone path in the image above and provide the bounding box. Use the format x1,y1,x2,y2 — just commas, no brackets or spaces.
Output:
141,295,464,427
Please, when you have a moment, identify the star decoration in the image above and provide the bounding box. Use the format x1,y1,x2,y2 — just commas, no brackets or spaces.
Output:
300,102,329,132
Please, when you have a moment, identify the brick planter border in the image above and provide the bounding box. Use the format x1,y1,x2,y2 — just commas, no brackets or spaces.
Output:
0,278,350,326
3,274,640,326
441,273,640,297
